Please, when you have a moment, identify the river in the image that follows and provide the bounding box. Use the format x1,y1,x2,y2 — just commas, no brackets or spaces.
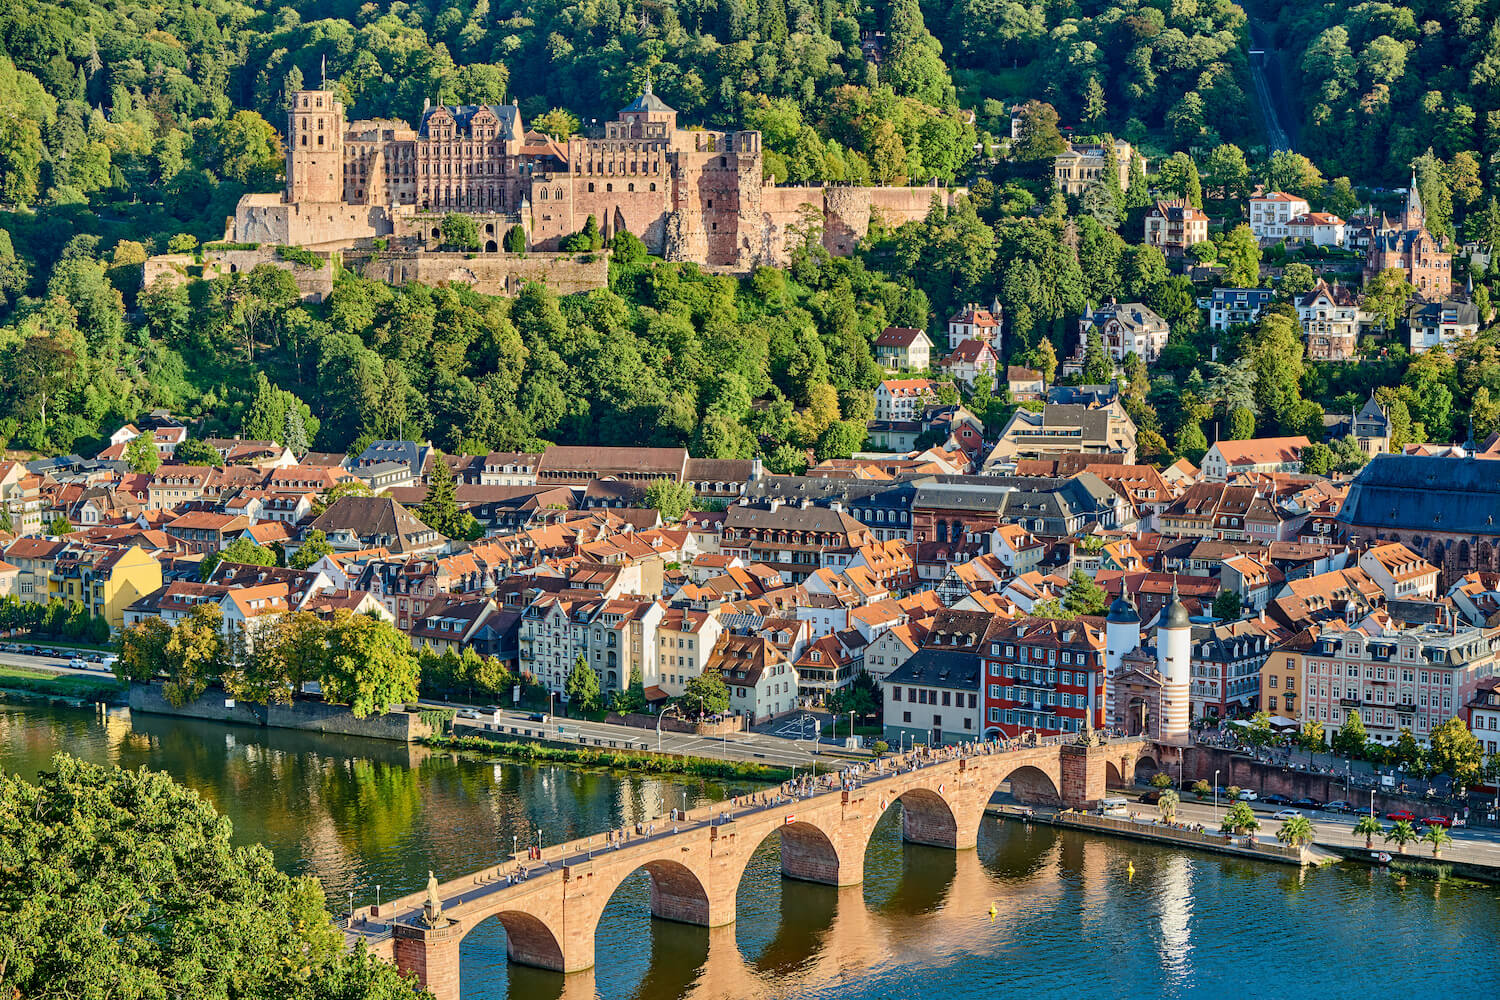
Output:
2,702,1496,1000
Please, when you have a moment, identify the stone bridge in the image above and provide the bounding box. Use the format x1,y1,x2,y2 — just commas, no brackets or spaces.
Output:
348,737,1156,999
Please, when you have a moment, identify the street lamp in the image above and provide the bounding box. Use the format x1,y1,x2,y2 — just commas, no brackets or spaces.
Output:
657,703,681,752
1214,768,1221,822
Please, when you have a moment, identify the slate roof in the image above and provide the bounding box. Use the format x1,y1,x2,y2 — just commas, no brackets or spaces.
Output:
418,103,521,140
1339,454,1500,536
885,647,981,691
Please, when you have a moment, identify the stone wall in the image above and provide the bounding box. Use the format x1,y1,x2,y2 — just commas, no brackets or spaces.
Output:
1182,745,1472,821
142,247,336,303
353,249,609,297
129,683,430,742
234,193,398,249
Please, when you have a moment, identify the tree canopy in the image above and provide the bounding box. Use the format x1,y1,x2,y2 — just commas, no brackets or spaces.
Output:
0,754,428,1000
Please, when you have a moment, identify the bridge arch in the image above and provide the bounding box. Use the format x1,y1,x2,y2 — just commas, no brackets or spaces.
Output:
1104,760,1125,789
998,762,1063,805
1134,754,1160,784
774,819,848,885
461,908,565,972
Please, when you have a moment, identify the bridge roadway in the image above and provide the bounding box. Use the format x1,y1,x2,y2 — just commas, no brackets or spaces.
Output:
345,735,1155,1000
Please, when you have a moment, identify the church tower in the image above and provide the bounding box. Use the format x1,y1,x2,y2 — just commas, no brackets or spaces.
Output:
1402,169,1424,231
285,89,345,204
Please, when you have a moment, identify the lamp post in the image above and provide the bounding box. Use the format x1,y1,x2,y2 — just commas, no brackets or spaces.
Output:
376,884,381,909
657,703,681,752
1214,768,1221,822
849,710,856,748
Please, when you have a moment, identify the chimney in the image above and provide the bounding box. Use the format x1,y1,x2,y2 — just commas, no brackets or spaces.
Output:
768,498,781,512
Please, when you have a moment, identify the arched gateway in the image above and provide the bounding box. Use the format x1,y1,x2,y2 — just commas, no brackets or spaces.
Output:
353,737,1153,999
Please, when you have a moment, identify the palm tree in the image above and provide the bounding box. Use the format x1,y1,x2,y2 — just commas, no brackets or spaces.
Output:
1221,800,1260,834
1353,815,1384,850
1384,820,1419,855
1276,814,1316,848
1158,789,1180,822
1422,825,1453,858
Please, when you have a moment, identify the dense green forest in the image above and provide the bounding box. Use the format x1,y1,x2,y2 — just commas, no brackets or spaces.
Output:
3,0,1500,474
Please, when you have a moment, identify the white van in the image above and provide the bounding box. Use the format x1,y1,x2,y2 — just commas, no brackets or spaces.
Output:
1098,796,1130,817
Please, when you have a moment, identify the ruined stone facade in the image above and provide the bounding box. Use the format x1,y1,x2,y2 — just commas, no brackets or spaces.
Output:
234,84,960,268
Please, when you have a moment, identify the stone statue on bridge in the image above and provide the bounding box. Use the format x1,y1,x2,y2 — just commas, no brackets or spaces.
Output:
422,871,443,927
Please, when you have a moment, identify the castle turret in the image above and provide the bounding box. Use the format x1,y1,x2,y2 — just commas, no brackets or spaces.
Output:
285,89,345,204
1104,595,1142,724
1155,579,1192,744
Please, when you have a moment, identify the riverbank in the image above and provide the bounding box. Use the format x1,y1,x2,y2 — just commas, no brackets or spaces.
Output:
426,731,796,783
0,664,125,705
988,804,1337,868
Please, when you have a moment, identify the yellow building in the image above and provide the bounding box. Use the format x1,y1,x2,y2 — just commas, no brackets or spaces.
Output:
52,545,164,630
1259,632,1310,719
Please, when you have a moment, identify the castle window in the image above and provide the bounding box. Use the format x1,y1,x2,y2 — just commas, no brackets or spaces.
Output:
301,135,307,147
650,183,656,192
588,183,595,192
607,184,613,192
628,183,634,192
554,188,562,199
318,135,324,146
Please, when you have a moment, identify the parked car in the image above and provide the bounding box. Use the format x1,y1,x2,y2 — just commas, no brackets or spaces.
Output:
1237,789,1259,801
1323,800,1355,813
527,713,550,723
1138,790,1163,804
68,658,87,670
1262,794,1292,806
1386,810,1416,822
1421,815,1452,828
1292,797,1322,810
1273,809,1303,821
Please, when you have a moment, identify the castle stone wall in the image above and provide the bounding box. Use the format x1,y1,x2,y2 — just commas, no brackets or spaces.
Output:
355,250,609,297
142,247,335,302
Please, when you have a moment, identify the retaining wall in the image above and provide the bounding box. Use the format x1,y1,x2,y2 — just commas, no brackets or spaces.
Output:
128,683,429,742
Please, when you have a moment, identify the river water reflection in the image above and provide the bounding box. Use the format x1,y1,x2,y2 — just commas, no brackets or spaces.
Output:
3,703,1497,1000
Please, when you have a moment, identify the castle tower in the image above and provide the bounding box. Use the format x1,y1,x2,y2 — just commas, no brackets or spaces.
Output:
1104,595,1142,724
618,74,677,138
286,89,345,204
1155,580,1192,744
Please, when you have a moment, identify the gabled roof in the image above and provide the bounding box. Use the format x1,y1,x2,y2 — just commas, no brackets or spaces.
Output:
875,326,930,348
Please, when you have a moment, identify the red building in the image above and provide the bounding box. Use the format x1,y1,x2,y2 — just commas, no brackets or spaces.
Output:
981,615,1107,739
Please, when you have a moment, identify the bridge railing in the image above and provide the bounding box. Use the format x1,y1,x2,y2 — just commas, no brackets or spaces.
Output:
345,734,1148,935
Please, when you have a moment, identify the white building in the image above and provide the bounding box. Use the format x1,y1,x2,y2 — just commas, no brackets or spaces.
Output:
1249,191,1310,241
1286,212,1347,247
1357,542,1439,602
874,379,940,422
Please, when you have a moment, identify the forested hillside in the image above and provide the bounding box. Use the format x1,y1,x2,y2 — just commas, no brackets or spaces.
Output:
4,0,1500,475
1259,0,1500,194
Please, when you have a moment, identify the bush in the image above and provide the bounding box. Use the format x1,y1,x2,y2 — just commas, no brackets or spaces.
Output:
1150,772,1174,789
274,245,324,269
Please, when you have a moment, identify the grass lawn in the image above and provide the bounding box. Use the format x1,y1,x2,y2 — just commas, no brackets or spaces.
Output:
0,664,125,701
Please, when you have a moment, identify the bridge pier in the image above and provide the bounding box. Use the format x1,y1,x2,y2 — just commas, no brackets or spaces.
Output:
392,919,464,1000
1059,742,1107,810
